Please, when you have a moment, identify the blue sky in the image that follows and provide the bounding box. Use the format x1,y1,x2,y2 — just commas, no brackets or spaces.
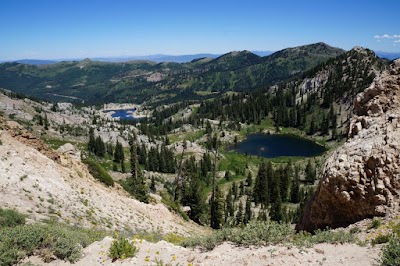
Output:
1,0,399,60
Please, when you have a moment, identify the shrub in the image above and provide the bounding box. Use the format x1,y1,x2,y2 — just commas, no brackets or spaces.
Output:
372,234,390,245
108,237,138,261
380,237,400,266
0,208,26,228
182,221,293,250
0,223,105,266
369,218,381,229
293,229,356,248
83,159,114,187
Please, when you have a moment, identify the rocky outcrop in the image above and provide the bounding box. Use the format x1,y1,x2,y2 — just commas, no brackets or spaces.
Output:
57,143,81,161
297,59,400,232
4,120,61,163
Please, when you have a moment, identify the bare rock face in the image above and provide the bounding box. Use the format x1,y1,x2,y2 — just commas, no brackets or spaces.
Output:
297,59,400,232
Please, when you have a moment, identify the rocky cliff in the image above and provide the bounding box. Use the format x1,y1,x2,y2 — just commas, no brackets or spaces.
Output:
297,59,400,232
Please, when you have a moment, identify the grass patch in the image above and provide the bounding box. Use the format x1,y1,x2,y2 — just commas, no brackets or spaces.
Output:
0,208,26,228
43,138,75,150
83,159,114,187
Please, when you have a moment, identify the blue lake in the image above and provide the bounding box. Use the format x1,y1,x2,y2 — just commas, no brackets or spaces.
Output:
103,108,141,121
231,133,326,158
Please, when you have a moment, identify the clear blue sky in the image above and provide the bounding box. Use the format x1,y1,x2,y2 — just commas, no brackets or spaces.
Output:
1,0,399,60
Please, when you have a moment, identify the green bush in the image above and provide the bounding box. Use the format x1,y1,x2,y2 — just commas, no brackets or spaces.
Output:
369,218,381,229
0,208,26,228
0,223,105,266
108,237,138,261
83,159,114,187
380,237,400,266
182,221,293,250
372,234,390,245
293,229,356,247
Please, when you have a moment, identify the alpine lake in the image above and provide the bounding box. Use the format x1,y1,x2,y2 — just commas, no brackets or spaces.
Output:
229,133,326,158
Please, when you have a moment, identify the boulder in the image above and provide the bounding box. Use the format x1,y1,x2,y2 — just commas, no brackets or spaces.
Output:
297,59,400,232
57,143,81,161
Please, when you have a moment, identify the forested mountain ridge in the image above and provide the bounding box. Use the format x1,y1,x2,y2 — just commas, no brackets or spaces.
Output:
195,46,388,139
0,42,344,105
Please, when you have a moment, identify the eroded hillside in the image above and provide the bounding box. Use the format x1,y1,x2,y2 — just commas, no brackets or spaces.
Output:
0,114,205,236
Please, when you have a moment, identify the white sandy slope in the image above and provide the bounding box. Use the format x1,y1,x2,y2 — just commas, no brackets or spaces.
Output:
0,128,204,236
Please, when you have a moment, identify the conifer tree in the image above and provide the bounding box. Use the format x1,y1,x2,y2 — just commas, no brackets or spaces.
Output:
270,188,283,222
244,197,252,224
185,176,206,224
305,159,316,184
44,113,49,130
150,176,156,193
114,140,124,163
225,189,234,219
210,185,225,229
246,172,252,187
232,181,238,200
236,201,244,225
120,161,126,173
290,165,301,203
239,181,245,196
224,171,231,181
129,142,148,203
88,128,95,153
253,161,269,207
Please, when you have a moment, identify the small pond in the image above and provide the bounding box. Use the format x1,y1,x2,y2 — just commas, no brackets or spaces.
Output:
229,133,326,158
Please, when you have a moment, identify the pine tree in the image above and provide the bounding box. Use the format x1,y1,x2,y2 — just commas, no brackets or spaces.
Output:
244,197,252,224
225,189,234,218
94,136,105,157
38,114,43,126
305,159,316,184
239,181,245,196
185,176,206,224
246,172,252,187
114,140,124,163
280,162,292,202
44,113,49,130
270,188,283,222
128,142,148,203
88,128,95,153
253,161,269,207
150,176,156,192
290,165,301,203
210,185,225,229
232,182,238,200
236,201,244,225
224,171,231,181
121,161,126,173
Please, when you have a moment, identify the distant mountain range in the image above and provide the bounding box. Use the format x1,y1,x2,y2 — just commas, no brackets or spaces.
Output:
2,50,398,65
2,51,275,65
374,51,400,60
